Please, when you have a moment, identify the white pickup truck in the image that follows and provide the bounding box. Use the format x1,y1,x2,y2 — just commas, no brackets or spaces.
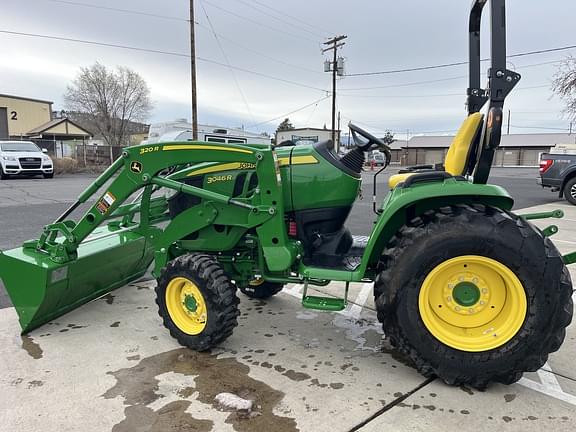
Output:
0,141,53,179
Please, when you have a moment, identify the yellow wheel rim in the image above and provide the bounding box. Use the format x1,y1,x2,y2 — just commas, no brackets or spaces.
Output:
418,255,527,352
249,278,265,287
165,277,208,335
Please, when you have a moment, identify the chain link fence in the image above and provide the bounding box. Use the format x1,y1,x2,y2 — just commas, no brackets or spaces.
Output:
31,139,123,167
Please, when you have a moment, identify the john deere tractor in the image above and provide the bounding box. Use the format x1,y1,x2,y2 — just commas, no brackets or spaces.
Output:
0,0,574,389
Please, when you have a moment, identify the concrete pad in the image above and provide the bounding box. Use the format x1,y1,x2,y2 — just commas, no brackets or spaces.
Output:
1,200,576,431
0,281,426,432
357,379,575,432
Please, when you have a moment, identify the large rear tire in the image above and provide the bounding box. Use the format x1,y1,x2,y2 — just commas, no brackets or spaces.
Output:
155,254,240,351
374,204,573,389
239,279,284,299
564,177,576,205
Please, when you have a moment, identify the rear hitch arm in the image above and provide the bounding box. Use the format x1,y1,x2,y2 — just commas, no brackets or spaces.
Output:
564,252,576,266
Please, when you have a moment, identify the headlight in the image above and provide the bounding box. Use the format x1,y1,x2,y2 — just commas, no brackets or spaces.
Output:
2,156,17,161
42,156,51,162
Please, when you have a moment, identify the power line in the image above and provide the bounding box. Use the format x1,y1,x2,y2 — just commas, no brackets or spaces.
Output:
199,0,255,123
340,76,468,92
340,59,564,92
44,0,323,75
346,44,576,77
340,84,550,99
248,0,331,36
202,0,317,43
340,59,562,91
44,0,187,22
229,0,325,39
0,29,327,92
248,96,330,128
194,22,323,75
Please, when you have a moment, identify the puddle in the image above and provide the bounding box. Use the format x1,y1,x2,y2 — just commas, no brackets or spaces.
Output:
103,348,299,432
113,402,213,432
332,315,384,352
21,335,43,359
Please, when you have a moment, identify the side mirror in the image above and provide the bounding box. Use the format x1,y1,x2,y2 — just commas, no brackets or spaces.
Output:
42,148,48,153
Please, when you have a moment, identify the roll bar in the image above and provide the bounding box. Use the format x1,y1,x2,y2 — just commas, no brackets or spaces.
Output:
467,0,522,183
467,0,521,115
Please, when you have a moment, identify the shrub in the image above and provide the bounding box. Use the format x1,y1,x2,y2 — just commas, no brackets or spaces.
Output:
53,157,78,174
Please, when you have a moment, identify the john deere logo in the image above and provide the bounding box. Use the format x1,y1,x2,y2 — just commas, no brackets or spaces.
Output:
130,161,143,173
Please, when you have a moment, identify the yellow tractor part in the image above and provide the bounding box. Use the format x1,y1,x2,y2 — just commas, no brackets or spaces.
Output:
418,255,527,352
165,277,208,335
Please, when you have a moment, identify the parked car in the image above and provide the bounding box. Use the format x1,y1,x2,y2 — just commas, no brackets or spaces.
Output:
538,144,576,205
367,151,386,166
0,141,53,179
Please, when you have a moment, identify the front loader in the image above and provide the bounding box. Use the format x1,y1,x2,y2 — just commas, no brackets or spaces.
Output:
0,0,574,389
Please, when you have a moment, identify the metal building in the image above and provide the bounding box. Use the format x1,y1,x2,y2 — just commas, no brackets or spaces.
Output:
402,133,576,167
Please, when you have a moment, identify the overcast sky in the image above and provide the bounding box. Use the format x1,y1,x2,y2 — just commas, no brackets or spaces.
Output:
1,0,574,138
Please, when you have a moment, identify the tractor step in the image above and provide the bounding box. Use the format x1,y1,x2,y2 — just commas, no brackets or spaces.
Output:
302,295,347,311
301,280,349,311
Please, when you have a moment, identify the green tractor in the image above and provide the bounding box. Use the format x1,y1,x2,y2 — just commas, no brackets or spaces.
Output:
0,0,574,389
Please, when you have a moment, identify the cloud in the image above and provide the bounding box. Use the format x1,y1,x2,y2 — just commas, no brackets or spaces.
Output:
0,0,573,134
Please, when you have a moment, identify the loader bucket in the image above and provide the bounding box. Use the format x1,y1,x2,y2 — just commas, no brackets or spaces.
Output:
0,225,154,333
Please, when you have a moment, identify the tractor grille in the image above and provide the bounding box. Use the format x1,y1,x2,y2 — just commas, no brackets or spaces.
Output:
19,157,42,169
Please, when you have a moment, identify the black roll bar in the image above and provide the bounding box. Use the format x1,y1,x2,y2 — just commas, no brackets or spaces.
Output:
467,0,522,183
467,0,521,115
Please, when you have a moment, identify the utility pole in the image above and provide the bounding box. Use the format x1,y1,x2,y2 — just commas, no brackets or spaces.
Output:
189,0,198,140
337,111,341,148
406,129,410,166
323,35,347,152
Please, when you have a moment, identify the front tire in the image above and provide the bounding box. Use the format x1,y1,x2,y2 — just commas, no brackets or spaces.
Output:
374,204,573,389
0,166,9,180
564,177,576,205
43,173,54,179
239,279,284,299
155,254,240,351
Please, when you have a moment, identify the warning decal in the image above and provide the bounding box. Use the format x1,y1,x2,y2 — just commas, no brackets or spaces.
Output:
96,191,117,215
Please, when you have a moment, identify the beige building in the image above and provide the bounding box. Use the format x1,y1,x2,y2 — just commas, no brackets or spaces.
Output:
403,133,576,167
0,94,92,157
0,94,53,138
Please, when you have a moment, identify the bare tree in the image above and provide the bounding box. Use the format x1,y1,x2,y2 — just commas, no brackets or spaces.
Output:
552,56,576,121
65,63,153,146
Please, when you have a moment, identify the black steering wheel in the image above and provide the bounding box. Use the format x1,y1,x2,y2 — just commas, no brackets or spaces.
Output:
348,122,392,163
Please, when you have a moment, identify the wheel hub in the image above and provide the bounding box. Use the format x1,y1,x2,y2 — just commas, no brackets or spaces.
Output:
443,273,490,317
183,294,198,313
452,281,480,307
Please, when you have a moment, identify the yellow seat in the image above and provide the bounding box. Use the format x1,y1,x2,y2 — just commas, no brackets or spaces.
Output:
388,172,417,189
388,113,484,189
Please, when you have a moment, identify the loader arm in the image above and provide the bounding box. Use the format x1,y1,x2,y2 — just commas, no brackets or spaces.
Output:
0,141,301,333
32,141,295,272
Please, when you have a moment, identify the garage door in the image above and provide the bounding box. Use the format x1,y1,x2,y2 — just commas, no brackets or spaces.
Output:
502,149,520,166
0,107,8,139
424,150,445,165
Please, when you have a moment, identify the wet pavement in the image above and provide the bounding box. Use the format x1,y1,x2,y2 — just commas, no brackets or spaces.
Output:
0,203,575,431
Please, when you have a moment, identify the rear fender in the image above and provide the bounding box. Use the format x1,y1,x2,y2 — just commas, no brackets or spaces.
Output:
357,178,513,278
